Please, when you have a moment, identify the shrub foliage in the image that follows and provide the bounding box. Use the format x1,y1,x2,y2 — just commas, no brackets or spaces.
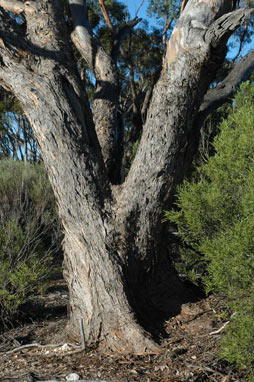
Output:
0,159,61,326
166,82,254,373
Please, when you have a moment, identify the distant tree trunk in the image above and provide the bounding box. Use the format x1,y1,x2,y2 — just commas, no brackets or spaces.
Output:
0,0,252,352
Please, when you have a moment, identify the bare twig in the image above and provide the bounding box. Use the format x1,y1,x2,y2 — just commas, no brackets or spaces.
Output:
180,0,188,14
135,0,145,18
98,0,113,29
201,313,237,338
197,50,254,129
232,20,249,63
162,16,174,46
206,321,230,336
111,18,141,61
6,342,81,355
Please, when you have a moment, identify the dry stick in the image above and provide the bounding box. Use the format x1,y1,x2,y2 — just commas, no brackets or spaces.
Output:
2,375,111,382
199,322,230,338
135,0,145,18
98,0,113,29
206,320,230,336
6,342,81,355
201,313,237,338
180,0,188,13
79,318,86,350
5,319,86,356
232,20,249,63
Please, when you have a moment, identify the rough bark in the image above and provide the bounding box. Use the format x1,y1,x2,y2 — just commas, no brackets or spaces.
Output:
0,0,252,353
0,0,156,352
197,50,254,128
115,2,251,256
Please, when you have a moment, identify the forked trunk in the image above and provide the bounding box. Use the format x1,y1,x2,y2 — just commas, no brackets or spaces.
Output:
0,0,251,352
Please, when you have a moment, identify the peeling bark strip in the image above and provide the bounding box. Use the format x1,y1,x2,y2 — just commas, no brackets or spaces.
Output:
0,0,252,352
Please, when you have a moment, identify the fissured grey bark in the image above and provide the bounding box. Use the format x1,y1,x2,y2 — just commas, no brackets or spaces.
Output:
0,0,252,352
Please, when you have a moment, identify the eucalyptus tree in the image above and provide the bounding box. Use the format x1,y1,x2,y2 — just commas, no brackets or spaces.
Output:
0,0,253,352
0,88,40,161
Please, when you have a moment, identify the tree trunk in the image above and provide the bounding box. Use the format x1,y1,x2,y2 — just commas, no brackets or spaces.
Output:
0,0,252,352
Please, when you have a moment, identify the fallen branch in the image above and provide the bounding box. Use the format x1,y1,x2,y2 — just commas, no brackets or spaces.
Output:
206,321,230,336
199,321,230,338
6,342,81,355
201,313,236,338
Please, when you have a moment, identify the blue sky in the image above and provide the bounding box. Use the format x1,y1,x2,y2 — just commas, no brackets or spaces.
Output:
122,0,157,26
122,0,254,59
123,0,149,19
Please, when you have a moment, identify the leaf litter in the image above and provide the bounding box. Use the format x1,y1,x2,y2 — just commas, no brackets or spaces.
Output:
0,280,249,382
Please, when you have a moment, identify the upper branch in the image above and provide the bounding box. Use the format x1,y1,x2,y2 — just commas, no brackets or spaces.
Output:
98,0,113,29
68,0,141,184
69,0,114,81
0,0,24,14
116,0,252,247
205,8,254,48
69,0,121,183
198,51,254,128
111,18,142,61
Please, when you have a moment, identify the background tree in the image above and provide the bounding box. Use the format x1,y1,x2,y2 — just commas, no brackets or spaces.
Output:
0,0,253,352
0,87,40,162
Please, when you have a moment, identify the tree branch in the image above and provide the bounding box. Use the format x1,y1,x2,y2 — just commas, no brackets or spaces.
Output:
135,0,145,18
232,19,249,63
68,1,142,183
69,0,123,183
98,0,113,29
141,70,160,123
180,0,188,14
116,0,250,261
111,18,142,61
205,8,254,48
6,342,81,355
162,16,174,47
69,0,109,78
0,0,24,14
197,50,254,128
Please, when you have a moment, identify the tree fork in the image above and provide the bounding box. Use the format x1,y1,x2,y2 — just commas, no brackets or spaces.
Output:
0,0,253,353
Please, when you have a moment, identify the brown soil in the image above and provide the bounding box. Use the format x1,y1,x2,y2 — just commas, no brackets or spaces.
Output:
0,280,248,382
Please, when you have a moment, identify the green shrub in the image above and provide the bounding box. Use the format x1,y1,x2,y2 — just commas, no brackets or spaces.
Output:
0,159,62,325
166,81,254,374
220,295,254,376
